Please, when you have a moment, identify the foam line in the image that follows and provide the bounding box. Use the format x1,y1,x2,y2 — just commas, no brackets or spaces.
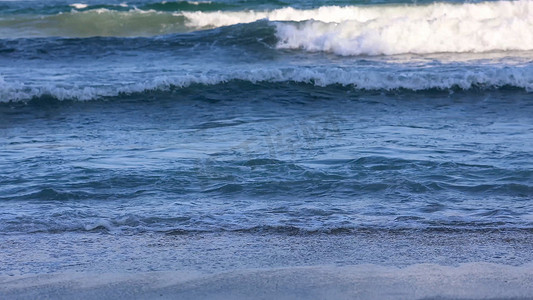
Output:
1,65,532,101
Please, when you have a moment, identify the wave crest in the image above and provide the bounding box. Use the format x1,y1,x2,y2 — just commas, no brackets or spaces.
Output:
275,2,533,55
3,0,533,47
181,0,533,55
1,65,532,102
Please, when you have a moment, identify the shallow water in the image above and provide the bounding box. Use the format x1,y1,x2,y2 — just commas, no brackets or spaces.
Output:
2,87,533,235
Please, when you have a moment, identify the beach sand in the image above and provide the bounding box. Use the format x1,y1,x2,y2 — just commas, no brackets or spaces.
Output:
2,231,533,299
2,263,533,300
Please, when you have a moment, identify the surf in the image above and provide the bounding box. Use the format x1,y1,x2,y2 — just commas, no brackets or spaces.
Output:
182,0,533,55
2,64,533,102
1,0,532,54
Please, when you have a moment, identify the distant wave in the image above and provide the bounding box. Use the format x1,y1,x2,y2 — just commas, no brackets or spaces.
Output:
0,9,188,38
140,1,238,12
1,65,532,102
0,1,237,15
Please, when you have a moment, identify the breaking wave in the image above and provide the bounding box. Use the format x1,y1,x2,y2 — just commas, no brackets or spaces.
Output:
1,0,533,56
1,65,532,102
183,0,533,55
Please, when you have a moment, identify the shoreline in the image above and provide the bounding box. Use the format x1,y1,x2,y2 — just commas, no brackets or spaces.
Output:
2,263,533,299
2,230,532,275
2,229,533,299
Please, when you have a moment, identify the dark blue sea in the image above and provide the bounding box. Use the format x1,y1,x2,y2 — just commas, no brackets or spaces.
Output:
1,0,533,298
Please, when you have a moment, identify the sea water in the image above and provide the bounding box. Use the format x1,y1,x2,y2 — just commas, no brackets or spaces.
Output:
1,0,533,298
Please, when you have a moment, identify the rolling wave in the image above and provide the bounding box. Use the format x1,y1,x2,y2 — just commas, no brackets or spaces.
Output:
183,0,533,55
2,205,532,234
0,9,188,38
1,65,532,102
1,0,532,57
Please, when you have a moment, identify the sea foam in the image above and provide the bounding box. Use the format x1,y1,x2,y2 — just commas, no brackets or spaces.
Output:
182,0,533,55
70,3,89,10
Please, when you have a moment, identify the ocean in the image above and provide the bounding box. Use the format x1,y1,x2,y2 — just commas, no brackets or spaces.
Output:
1,0,533,298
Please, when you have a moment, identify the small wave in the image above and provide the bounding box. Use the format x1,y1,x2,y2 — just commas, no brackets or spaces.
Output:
1,65,532,102
141,1,235,12
3,220,533,236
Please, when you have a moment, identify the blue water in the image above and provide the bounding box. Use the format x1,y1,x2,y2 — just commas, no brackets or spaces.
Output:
1,0,533,282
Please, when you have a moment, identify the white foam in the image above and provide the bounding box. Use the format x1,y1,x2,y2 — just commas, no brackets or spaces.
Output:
1,65,532,102
181,0,533,55
70,3,88,10
181,6,349,28
189,1,212,5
